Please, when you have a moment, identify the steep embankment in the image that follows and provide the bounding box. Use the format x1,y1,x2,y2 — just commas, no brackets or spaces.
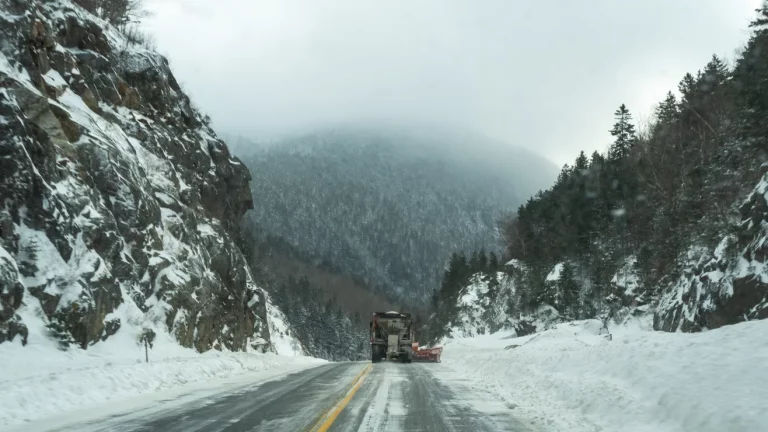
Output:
0,0,277,353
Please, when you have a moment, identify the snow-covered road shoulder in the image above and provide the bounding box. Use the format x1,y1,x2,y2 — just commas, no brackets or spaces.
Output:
440,319,768,432
0,337,325,428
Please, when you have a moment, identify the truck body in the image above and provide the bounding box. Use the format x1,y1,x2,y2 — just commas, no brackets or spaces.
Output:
369,311,413,363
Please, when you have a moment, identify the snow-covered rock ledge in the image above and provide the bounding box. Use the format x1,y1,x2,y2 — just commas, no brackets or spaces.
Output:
440,318,768,432
0,336,325,427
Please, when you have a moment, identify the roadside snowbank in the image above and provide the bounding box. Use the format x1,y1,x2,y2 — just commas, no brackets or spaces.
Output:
0,330,325,427
441,318,768,432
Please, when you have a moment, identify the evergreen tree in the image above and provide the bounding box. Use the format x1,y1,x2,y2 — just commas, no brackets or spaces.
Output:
488,252,500,272
678,73,698,106
468,250,480,270
558,263,580,319
477,250,488,272
431,288,439,308
655,92,679,126
735,3,768,150
556,163,573,186
608,104,637,161
424,9,768,343
574,151,589,172
702,54,729,89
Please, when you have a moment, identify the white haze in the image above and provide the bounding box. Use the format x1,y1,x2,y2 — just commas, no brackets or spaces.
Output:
144,0,759,166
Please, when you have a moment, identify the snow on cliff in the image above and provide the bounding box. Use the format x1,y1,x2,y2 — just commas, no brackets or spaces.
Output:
0,0,278,353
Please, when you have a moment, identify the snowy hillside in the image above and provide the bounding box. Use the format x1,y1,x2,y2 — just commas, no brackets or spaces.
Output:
430,239,768,431
478,44,768,338
237,127,557,305
441,318,768,432
0,2,325,427
431,159,768,340
448,272,511,338
0,0,285,354
655,169,768,331
0,326,323,427
263,292,306,357
431,265,561,343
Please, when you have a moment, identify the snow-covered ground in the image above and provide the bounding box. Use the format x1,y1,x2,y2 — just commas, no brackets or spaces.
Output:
0,327,324,428
1,248,318,429
441,318,768,432
264,291,306,356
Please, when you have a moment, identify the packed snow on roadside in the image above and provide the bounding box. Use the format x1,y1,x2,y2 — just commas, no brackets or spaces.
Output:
440,318,768,432
1,232,321,429
0,313,325,428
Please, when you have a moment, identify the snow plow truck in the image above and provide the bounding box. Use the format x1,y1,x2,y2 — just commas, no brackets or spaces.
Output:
370,311,414,363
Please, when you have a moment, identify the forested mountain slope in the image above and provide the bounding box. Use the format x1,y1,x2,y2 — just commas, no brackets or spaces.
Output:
237,127,557,306
238,230,393,361
426,5,768,342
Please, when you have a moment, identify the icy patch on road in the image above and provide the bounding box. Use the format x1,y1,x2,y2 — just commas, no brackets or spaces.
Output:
441,319,768,432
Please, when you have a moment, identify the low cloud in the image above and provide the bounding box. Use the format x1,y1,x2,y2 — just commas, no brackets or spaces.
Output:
144,0,759,165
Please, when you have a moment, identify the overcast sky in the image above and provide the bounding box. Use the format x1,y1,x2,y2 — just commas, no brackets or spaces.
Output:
143,0,759,166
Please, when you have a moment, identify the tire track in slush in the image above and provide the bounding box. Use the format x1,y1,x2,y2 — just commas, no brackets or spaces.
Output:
331,363,411,432
333,362,534,432
361,375,390,431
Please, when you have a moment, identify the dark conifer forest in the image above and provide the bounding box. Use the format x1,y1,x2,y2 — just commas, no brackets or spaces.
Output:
425,7,768,342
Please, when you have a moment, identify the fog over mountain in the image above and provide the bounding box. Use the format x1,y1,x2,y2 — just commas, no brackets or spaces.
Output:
232,125,558,306
145,0,758,166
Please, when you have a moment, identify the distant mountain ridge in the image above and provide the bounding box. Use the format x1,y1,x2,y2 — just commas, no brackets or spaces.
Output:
236,126,557,306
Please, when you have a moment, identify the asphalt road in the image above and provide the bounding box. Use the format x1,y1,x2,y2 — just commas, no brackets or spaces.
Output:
23,362,535,432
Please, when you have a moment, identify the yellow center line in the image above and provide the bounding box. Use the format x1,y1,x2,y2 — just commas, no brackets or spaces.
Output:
308,363,373,432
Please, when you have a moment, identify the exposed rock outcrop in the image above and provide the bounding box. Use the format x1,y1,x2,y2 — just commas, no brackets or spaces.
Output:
0,0,269,352
654,172,768,332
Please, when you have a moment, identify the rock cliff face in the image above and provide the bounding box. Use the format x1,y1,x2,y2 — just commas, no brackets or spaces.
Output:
654,168,768,332
0,0,271,352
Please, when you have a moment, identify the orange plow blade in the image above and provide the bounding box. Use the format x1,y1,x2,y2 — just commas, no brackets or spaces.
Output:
412,346,443,363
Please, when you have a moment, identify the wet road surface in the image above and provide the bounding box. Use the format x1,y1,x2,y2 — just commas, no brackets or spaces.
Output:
17,362,536,432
